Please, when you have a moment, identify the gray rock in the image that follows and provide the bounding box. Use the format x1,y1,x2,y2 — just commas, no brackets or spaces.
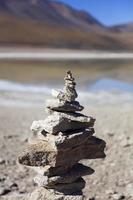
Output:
33,164,74,177
27,187,64,200
34,163,94,186
29,128,94,150
48,128,94,150
52,71,78,102
31,112,95,135
63,71,78,102
0,187,11,196
27,187,84,200
18,136,106,168
46,99,84,112
111,193,125,200
18,140,55,167
46,178,85,195
0,158,6,165
30,120,45,136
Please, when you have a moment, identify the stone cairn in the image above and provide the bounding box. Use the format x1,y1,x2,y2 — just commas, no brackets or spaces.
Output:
18,71,106,200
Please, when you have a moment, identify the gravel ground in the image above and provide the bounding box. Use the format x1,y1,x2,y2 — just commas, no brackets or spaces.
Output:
0,104,133,200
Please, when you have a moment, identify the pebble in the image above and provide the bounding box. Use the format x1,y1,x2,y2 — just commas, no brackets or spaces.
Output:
10,183,18,191
0,158,6,165
89,197,95,200
107,132,114,137
112,193,125,200
0,187,11,196
0,177,6,182
105,189,114,195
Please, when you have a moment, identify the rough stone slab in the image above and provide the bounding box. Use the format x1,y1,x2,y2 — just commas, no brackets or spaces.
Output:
27,187,84,200
52,71,78,102
46,178,85,195
34,163,94,186
33,165,74,177
18,141,57,167
46,99,84,112
27,187,64,200
43,129,94,150
29,128,94,150
18,136,106,168
31,112,95,135
55,137,106,167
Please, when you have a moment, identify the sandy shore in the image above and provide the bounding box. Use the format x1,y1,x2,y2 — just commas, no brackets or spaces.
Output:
0,104,133,200
0,48,133,60
0,51,133,61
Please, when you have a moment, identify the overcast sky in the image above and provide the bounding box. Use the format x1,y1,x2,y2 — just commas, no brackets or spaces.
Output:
58,0,133,26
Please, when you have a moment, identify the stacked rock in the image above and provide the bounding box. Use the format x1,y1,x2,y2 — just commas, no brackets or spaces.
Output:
18,71,106,200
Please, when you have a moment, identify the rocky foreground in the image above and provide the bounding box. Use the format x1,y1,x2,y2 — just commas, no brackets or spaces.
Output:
0,102,133,199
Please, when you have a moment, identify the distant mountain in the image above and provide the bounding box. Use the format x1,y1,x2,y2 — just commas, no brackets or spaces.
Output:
0,0,104,30
110,23,133,33
50,1,104,31
0,0,132,50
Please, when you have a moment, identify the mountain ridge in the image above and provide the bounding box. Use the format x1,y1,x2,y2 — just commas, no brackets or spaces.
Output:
110,22,133,32
0,0,104,30
0,0,132,50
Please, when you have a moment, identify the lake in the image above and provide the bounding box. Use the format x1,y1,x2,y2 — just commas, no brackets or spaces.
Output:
0,58,133,107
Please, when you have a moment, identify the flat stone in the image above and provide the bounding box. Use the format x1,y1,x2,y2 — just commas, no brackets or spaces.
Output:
29,128,94,150
45,128,94,150
46,178,85,195
55,136,106,167
34,163,94,186
31,112,95,135
18,140,56,167
46,99,84,112
27,187,63,200
18,136,106,168
33,165,74,177
0,158,6,165
27,187,84,200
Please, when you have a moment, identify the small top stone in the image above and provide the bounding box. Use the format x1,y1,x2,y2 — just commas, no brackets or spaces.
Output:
64,71,78,102
52,71,78,102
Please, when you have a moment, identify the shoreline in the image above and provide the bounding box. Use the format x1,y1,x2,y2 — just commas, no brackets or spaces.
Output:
0,78,133,107
0,48,133,60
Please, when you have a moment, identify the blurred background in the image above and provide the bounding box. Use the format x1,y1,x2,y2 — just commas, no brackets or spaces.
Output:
0,0,133,106
0,1,133,200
